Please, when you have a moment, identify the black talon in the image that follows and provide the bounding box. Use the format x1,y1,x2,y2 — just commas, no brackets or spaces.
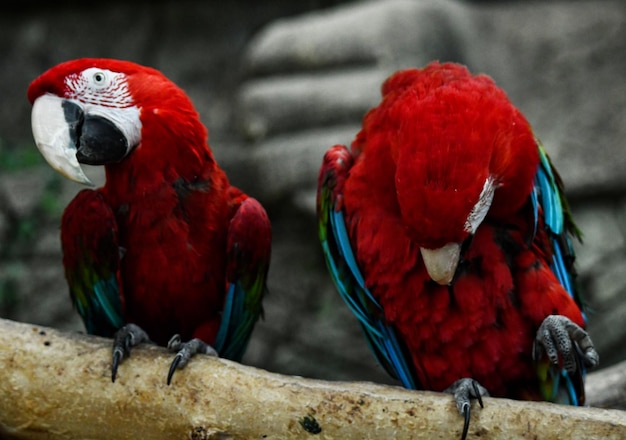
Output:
167,334,183,352
167,353,183,385
472,379,484,409
110,323,151,382
461,402,470,440
445,378,489,440
166,335,218,385
456,380,485,440
112,348,123,382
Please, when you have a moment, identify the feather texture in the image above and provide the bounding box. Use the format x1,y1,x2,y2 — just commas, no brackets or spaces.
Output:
317,62,590,404
30,58,271,364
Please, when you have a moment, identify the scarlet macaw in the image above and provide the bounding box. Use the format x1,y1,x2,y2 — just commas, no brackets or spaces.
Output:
317,62,598,438
28,58,271,384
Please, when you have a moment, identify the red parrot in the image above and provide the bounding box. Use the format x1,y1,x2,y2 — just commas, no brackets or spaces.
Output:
28,58,271,384
317,62,598,438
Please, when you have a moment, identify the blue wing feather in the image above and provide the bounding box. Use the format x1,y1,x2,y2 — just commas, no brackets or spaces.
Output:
213,283,236,354
533,143,581,307
214,281,253,360
87,276,125,334
214,196,270,362
532,141,587,405
318,146,418,389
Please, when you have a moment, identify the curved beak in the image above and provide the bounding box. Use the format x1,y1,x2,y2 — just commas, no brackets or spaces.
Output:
31,93,132,186
31,94,93,186
420,242,461,285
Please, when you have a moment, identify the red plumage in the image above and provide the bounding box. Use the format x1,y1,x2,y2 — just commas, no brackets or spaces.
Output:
318,62,592,402
98,97,232,345
29,59,271,372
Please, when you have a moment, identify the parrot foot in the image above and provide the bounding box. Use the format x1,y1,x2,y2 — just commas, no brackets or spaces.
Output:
166,334,218,385
111,323,151,383
444,378,489,440
533,315,599,372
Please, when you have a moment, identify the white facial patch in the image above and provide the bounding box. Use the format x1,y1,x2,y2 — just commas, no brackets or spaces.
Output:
464,176,496,234
86,104,142,152
65,67,142,151
65,67,134,108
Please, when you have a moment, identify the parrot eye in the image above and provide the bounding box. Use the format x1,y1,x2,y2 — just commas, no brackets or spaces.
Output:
70,67,134,108
92,71,107,86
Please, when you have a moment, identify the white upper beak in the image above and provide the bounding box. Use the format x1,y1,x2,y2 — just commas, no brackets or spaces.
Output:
419,242,461,285
31,94,93,186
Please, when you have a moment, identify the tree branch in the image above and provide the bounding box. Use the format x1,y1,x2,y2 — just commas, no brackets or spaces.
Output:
0,318,624,439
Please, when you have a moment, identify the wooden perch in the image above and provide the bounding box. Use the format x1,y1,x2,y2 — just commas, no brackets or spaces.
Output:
0,318,624,440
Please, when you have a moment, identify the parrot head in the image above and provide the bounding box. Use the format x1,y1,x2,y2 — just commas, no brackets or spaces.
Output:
28,58,207,186
367,63,539,285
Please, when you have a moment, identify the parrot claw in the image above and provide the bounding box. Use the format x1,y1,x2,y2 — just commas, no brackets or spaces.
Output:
166,335,218,385
111,348,123,383
444,378,489,440
167,352,184,386
111,323,151,382
534,315,599,372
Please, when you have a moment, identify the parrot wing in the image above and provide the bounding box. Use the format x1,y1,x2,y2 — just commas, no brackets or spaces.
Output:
532,142,583,308
531,141,587,405
317,145,418,389
61,189,125,337
213,192,271,361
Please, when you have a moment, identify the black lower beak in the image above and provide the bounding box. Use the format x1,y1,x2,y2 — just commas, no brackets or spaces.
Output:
62,100,129,165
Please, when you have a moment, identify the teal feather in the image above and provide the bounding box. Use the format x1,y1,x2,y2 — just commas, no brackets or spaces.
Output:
214,197,269,362
214,279,263,361
533,143,582,311
532,141,587,405
62,190,125,338
88,276,124,334
317,147,417,389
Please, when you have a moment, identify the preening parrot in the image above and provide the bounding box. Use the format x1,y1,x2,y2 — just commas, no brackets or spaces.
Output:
28,58,271,384
317,62,599,438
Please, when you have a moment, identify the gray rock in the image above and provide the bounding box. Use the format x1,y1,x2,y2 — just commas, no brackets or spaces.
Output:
238,0,626,202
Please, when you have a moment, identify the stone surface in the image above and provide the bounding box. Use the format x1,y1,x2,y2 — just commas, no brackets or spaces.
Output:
239,0,626,199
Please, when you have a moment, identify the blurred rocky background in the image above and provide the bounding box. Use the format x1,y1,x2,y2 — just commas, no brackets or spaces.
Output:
0,0,624,390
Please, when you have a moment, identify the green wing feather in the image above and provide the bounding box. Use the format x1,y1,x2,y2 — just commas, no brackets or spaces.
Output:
531,140,587,405
213,196,271,361
61,189,124,337
317,144,418,389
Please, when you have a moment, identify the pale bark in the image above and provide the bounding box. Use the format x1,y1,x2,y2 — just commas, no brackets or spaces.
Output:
0,318,624,440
